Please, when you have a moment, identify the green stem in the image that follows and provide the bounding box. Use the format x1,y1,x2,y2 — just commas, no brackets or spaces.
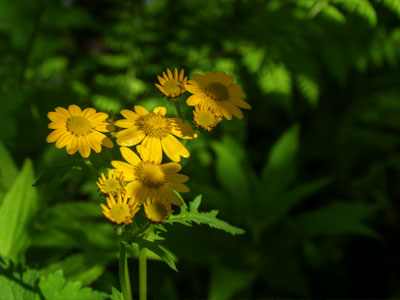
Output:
119,242,133,300
174,100,184,121
83,158,98,179
139,245,147,300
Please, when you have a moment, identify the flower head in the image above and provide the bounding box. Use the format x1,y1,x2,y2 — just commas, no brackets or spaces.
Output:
97,169,126,196
185,71,251,120
111,146,189,206
101,193,139,224
143,196,173,223
193,103,222,131
155,68,187,99
114,105,197,162
46,105,114,158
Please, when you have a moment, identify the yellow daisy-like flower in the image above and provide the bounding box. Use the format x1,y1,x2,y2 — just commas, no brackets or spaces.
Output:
193,103,222,131
155,68,187,99
114,105,197,162
111,146,189,206
101,193,140,224
143,196,173,223
185,71,251,120
96,169,126,196
46,105,114,158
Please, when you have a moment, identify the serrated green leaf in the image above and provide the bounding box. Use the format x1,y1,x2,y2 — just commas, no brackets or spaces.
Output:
167,195,245,236
110,287,125,300
33,158,84,186
39,270,107,300
0,257,38,300
133,239,177,271
0,159,37,263
293,202,380,238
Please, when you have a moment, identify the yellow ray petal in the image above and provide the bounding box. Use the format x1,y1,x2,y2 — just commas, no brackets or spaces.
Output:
111,161,135,181
116,129,146,147
161,162,182,174
47,111,66,122
120,147,141,166
134,105,149,116
68,104,82,116
46,129,64,143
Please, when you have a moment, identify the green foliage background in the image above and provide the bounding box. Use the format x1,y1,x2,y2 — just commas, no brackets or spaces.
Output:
1,0,400,298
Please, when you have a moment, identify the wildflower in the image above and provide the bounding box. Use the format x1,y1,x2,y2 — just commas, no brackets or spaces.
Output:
155,68,187,99
46,105,114,158
143,196,173,223
101,193,139,224
114,105,197,162
97,169,126,196
193,103,222,131
185,71,251,120
111,146,189,206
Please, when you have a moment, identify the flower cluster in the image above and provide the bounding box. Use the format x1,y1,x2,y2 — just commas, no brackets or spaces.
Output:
46,68,251,225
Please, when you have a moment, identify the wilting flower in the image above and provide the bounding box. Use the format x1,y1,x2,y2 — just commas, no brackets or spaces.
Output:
101,193,140,224
143,195,173,223
185,71,251,120
46,105,114,157
155,68,187,99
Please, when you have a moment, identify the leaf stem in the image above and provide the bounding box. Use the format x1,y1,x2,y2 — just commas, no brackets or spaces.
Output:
119,241,133,300
139,245,147,300
174,100,184,121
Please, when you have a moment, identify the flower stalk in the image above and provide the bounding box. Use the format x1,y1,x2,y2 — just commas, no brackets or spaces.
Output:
119,241,133,300
139,245,147,300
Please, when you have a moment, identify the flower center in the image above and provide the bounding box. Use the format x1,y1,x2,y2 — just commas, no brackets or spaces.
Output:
109,203,131,223
67,116,92,136
102,178,123,193
134,162,166,189
145,201,169,223
163,79,181,95
135,113,172,138
196,110,215,128
205,82,229,101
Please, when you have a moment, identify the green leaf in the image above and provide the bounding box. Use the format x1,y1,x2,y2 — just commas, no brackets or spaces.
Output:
133,239,178,272
293,202,380,238
167,195,245,236
0,140,18,196
211,137,249,204
39,270,107,300
332,0,377,26
208,265,255,300
0,159,37,263
261,124,299,202
33,158,84,186
110,287,125,300
0,257,38,300
296,73,320,108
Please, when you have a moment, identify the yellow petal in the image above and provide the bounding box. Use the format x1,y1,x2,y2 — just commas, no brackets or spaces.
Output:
93,122,114,132
47,111,66,122
167,173,189,183
162,135,190,162
120,109,139,120
134,105,149,116
225,101,243,119
65,136,78,154
48,121,66,130
167,68,173,79
153,106,167,116
174,68,178,79
87,132,102,153
78,136,91,158
170,118,198,139
88,112,108,123
55,132,73,148
142,137,162,164
186,95,203,106
115,119,136,129
166,181,189,193
121,147,141,166
83,108,96,118
179,69,185,81
46,129,64,143
161,162,182,174
55,107,70,118
157,75,166,85
163,188,183,206
126,181,142,199
111,161,135,181
116,129,146,147
101,135,114,148
68,104,82,116
229,97,251,109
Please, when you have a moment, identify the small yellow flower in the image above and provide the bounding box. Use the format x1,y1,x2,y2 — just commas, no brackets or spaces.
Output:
185,71,251,120
114,105,197,162
96,169,126,196
46,105,114,158
111,146,189,206
155,68,187,99
193,103,222,131
143,196,173,223
101,193,139,224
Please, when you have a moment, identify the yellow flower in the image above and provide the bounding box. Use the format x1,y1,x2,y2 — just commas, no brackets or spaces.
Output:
155,68,187,99
101,193,139,224
111,146,189,206
96,169,126,196
193,103,222,131
114,105,197,162
46,105,114,158
185,71,251,120
143,196,173,223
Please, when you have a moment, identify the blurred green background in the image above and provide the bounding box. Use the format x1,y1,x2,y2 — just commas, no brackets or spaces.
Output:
1,0,400,298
